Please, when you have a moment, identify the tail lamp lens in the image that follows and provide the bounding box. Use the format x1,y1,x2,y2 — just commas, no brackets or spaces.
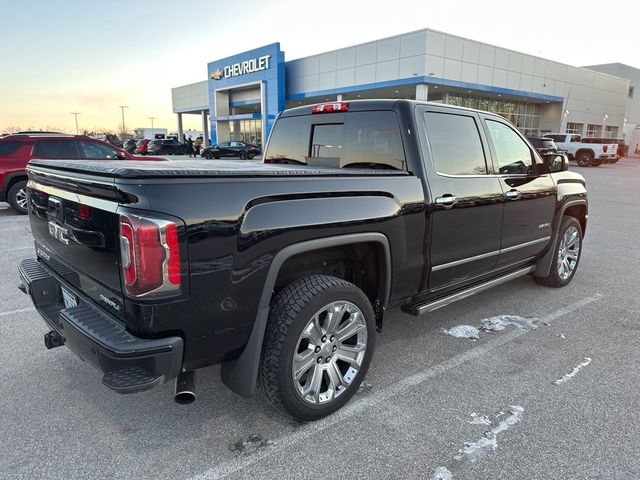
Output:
312,101,349,113
603,145,608,153
119,214,182,297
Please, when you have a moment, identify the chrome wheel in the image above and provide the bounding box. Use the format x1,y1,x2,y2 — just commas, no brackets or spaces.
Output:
557,226,580,280
15,188,28,210
292,300,367,405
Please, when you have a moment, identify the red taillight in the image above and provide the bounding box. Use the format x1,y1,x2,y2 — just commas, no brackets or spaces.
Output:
603,145,608,153
78,204,91,219
312,101,349,113
119,214,181,296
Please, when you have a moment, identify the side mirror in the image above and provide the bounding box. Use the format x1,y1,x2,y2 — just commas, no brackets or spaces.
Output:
544,153,568,173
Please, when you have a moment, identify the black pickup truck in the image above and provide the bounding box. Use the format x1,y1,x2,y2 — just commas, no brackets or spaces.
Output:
19,100,587,420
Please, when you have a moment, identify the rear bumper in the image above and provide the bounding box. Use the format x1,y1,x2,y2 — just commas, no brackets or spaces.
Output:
18,258,183,393
597,154,617,162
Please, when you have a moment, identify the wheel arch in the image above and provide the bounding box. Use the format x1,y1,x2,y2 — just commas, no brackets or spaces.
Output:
533,199,587,278
220,233,391,397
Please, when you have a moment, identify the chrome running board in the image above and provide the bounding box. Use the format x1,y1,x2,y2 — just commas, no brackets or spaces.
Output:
404,265,536,316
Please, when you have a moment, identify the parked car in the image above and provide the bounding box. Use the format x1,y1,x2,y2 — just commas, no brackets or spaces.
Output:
0,133,163,214
134,139,150,155
19,100,587,421
527,137,559,154
201,140,261,159
147,139,189,156
123,138,138,153
545,133,618,167
578,136,626,162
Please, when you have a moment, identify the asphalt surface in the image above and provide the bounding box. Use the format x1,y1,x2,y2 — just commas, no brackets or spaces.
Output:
1,158,639,479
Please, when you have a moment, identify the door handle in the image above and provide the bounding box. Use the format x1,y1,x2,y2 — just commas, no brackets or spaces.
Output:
504,190,521,200
435,195,458,208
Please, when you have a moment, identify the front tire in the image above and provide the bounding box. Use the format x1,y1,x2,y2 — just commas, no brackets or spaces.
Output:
259,275,376,421
534,216,582,287
7,181,28,215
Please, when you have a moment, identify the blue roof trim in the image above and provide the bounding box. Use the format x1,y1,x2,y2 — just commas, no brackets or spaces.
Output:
286,75,564,103
213,113,261,121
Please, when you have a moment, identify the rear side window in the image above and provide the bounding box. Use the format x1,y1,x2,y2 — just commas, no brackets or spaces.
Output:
33,140,79,158
265,111,405,169
79,141,120,159
424,112,487,175
0,141,22,156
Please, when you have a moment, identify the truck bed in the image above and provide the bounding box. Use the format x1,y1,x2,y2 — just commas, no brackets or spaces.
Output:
28,159,409,179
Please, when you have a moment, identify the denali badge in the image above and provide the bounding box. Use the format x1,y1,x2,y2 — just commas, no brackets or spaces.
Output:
48,221,69,245
99,294,121,312
538,222,551,229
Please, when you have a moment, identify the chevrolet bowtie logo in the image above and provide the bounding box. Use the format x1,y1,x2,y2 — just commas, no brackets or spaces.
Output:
210,69,223,80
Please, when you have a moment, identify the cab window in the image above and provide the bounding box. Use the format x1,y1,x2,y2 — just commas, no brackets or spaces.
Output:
486,120,535,175
424,112,487,175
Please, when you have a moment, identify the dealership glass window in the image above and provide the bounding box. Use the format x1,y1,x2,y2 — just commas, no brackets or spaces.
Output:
586,124,601,137
424,112,487,175
33,140,79,158
565,123,583,135
446,94,541,137
605,126,619,138
486,120,534,175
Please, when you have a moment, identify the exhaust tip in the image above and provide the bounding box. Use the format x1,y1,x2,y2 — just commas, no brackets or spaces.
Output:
174,370,196,405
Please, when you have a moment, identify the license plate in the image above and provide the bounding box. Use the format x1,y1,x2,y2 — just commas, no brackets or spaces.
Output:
61,286,78,309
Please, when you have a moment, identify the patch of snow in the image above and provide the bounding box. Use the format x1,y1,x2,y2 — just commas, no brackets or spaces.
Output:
554,358,592,385
442,325,480,340
433,466,454,480
454,406,524,463
480,315,539,333
468,413,492,426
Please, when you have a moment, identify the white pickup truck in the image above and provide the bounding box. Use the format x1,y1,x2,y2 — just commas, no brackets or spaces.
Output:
545,133,618,167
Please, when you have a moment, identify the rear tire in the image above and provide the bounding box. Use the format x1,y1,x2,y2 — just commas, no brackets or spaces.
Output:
239,150,248,160
259,275,375,421
534,216,582,288
7,180,28,215
576,151,593,167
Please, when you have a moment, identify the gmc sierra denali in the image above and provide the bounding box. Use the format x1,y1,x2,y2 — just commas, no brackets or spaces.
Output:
18,100,588,420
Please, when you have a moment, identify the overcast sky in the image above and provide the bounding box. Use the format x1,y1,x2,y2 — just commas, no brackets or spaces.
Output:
1,0,638,133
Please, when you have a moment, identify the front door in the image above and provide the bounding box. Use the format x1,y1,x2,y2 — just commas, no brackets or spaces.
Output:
419,108,505,290
482,117,557,267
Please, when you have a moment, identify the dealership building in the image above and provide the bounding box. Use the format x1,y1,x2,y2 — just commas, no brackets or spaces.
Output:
172,28,640,152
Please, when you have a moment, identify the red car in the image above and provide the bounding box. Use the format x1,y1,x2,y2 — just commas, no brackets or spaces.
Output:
135,139,150,155
0,133,163,214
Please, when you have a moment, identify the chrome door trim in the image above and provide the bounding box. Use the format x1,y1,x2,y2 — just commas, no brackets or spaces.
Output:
432,249,500,272
501,236,551,253
431,236,551,271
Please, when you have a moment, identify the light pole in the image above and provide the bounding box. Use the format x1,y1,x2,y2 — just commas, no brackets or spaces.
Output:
603,114,608,137
119,105,129,132
70,112,81,134
148,116,156,139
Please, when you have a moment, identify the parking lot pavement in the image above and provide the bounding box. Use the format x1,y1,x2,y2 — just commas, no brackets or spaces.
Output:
1,159,639,479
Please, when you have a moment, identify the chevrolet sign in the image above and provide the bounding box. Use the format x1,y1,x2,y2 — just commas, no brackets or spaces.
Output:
211,55,272,81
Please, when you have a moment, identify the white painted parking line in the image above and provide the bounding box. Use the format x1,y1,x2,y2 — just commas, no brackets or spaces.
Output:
0,307,34,317
189,293,604,480
6,246,33,252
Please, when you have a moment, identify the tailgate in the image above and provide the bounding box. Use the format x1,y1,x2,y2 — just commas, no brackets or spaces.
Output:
26,170,126,318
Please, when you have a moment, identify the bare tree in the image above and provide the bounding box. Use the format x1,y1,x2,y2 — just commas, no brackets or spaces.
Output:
3,125,22,133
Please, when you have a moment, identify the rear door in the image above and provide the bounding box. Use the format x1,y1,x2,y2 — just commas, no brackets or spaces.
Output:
33,139,81,159
417,106,504,290
482,117,556,267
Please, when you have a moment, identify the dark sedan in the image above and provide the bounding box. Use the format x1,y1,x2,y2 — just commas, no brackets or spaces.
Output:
201,141,261,159
147,139,189,155
123,138,138,153
528,137,559,155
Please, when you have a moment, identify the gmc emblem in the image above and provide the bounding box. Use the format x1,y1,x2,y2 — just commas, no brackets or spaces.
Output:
48,221,69,245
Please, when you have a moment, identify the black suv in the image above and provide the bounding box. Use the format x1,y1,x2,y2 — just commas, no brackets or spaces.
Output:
202,141,261,159
147,139,188,155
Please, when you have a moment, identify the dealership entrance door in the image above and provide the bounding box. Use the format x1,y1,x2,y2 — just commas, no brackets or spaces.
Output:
230,119,263,145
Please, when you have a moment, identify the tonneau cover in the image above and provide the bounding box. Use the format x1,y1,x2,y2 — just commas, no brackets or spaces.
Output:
27,159,408,179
